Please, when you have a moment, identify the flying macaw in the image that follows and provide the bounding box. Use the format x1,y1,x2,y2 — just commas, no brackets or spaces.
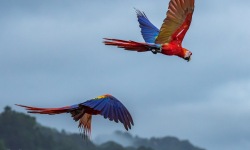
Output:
104,0,195,61
16,94,134,138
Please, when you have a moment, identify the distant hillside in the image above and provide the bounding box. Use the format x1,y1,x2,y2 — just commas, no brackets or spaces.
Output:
0,106,205,150
0,106,96,150
95,131,205,150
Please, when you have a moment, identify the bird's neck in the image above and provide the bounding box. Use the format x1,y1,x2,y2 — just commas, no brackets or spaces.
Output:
161,43,185,58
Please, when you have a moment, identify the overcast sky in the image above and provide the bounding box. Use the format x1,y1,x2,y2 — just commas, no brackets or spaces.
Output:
1,0,250,150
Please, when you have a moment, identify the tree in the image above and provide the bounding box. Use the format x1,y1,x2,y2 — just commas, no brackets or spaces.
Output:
137,146,153,150
4,106,11,112
0,140,6,150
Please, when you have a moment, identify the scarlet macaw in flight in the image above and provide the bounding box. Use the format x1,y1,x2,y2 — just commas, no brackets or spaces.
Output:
16,94,134,138
104,0,195,61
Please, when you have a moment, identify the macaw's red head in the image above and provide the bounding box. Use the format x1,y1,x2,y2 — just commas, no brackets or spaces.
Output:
183,48,192,62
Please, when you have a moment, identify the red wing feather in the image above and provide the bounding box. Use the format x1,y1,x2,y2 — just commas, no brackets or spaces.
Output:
155,0,195,44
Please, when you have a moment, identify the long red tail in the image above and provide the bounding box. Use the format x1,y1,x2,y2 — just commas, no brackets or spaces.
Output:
15,104,71,115
103,38,150,52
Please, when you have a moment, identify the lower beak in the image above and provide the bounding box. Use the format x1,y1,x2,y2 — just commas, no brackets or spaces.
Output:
187,56,191,62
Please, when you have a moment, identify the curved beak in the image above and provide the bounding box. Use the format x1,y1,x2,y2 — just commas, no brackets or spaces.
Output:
184,56,191,62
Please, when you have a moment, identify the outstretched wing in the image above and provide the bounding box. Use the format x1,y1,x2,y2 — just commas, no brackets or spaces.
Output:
135,9,160,43
155,0,195,44
16,94,134,139
81,94,134,131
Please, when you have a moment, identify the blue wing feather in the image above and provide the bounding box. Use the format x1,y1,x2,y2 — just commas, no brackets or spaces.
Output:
126,109,134,125
117,108,127,130
108,100,114,121
70,104,79,109
95,99,108,111
135,9,159,43
113,102,119,123
119,107,129,130
122,106,132,129
123,105,134,126
81,99,103,108
102,101,110,119
81,94,133,130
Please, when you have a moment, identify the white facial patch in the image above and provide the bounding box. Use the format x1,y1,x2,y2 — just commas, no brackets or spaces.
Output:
185,51,192,58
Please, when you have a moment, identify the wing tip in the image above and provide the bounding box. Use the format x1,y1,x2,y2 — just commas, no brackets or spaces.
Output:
134,8,147,18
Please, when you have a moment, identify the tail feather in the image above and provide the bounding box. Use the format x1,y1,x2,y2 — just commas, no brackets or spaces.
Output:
15,104,70,115
16,104,92,139
103,38,150,52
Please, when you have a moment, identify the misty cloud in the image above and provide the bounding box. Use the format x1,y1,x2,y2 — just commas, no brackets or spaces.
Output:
1,1,250,150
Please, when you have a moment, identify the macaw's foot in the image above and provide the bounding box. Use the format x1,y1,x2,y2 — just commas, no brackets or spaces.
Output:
151,49,158,54
150,47,162,54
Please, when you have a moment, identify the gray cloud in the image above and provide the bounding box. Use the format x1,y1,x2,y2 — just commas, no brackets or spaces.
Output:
1,0,250,150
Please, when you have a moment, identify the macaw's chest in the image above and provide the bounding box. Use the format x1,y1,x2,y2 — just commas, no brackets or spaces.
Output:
161,43,184,56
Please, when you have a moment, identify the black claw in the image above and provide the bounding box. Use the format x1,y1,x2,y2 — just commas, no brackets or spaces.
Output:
150,49,158,54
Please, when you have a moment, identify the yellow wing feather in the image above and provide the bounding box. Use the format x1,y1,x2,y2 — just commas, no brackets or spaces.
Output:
155,0,194,44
